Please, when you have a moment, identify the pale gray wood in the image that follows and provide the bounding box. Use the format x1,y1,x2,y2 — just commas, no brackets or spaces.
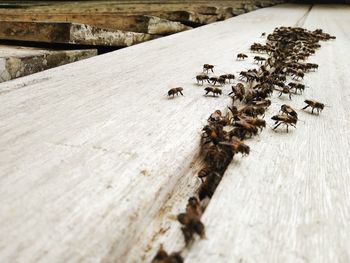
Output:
0,45,97,83
186,4,350,263
0,4,318,263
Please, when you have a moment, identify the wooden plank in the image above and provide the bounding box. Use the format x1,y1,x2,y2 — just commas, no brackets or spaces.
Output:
185,4,350,263
0,4,310,263
0,45,97,83
0,14,191,35
0,21,157,46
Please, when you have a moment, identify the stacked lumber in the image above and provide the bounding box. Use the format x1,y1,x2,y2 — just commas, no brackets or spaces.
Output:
0,45,97,83
0,0,285,47
0,0,284,82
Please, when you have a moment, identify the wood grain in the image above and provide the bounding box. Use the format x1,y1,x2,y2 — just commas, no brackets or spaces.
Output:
186,4,350,263
1,4,342,263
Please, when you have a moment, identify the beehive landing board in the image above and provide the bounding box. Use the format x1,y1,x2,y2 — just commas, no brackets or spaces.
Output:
0,4,348,263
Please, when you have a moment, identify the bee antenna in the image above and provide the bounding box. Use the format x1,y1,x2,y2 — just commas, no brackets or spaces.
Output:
324,105,331,108
297,119,305,123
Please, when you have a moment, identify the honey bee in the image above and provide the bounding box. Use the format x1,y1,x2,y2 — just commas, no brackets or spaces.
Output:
204,145,232,171
280,104,298,119
306,63,318,71
196,74,210,85
251,99,271,108
177,197,205,245
204,87,222,96
202,124,225,145
207,110,231,126
302,99,325,114
254,56,266,64
233,120,259,137
238,105,265,117
198,166,217,183
151,245,183,263
199,171,222,200
271,114,297,132
219,138,250,156
292,69,304,80
241,116,266,131
237,53,248,60
228,83,245,102
276,86,293,100
288,82,305,94
222,74,235,83
207,110,222,123
203,64,214,73
168,87,184,97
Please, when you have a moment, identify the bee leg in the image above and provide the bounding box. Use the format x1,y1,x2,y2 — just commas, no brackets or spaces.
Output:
278,92,282,97
273,122,282,131
179,91,184,96
286,124,289,133
312,107,314,114
289,93,292,100
302,105,310,110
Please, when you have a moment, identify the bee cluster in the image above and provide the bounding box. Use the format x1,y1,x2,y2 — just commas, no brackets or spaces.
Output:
157,26,335,262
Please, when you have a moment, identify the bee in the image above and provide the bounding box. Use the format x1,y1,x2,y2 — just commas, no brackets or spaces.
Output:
233,120,259,137
280,104,298,119
199,171,222,200
251,99,271,108
204,87,222,96
219,138,250,156
207,110,222,123
202,124,225,145
177,197,205,245
196,74,210,85
151,245,183,263
306,63,318,71
241,116,266,131
209,76,219,85
302,100,325,114
186,196,203,217
228,83,245,102
292,69,304,80
276,86,293,100
238,105,265,117
288,82,305,94
225,74,235,83
217,76,226,85
254,56,266,64
204,145,232,171
168,87,184,97
198,166,217,183
207,110,231,126
271,115,297,132
237,53,248,60
203,64,214,73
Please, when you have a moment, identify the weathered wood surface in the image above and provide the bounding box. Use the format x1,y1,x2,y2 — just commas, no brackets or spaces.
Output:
0,14,192,35
0,45,97,83
185,4,350,263
0,4,348,263
0,1,283,36
0,21,157,47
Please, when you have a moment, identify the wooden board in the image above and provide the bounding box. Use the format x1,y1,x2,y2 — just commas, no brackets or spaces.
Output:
185,4,350,263
1,4,347,263
0,45,97,82
0,21,157,46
